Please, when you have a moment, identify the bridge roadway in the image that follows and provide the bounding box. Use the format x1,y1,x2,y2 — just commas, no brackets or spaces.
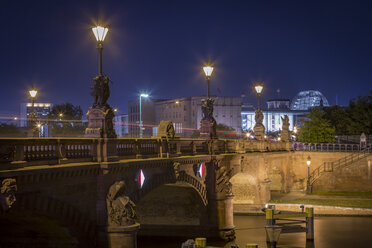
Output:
0,137,293,247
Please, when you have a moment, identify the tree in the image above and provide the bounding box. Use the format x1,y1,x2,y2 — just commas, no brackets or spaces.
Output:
298,108,335,143
345,91,372,135
322,105,350,135
48,103,86,137
322,90,372,135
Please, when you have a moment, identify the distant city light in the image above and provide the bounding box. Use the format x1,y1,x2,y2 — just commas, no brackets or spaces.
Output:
13,117,18,120
59,113,63,117
27,103,32,107
114,108,118,112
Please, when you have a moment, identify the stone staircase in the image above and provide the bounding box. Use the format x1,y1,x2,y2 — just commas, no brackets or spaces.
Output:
309,146,372,186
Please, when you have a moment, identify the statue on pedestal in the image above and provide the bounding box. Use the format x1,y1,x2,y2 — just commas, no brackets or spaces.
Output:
254,109,265,141
106,181,137,226
280,115,290,142
200,98,217,139
85,75,117,138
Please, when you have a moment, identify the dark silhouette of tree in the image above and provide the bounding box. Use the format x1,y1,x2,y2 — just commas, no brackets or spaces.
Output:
48,103,86,137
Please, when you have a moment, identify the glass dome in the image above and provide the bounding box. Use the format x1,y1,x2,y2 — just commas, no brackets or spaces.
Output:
290,90,329,110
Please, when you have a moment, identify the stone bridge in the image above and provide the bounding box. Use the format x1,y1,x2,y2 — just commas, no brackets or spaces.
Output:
1,138,370,248
0,137,290,247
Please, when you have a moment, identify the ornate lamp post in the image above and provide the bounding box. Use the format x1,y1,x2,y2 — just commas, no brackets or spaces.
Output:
139,93,149,138
306,156,312,194
92,25,108,75
28,87,38,137
253,82,265,141
85,24,116,138
203,64,214,98
200,63,217,139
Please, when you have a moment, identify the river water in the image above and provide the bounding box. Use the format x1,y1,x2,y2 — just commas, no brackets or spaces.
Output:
138,215,372,248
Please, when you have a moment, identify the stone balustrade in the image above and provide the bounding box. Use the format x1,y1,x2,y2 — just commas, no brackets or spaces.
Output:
0,137,291,169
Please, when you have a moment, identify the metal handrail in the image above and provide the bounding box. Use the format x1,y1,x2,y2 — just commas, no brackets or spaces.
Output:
309,146,371,185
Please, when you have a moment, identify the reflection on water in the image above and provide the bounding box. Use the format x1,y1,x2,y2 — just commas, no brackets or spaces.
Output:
139,215,372,248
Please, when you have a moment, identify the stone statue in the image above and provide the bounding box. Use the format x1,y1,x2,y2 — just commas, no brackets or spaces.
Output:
280,115,290,141
254,109,264,126
201,98,214,120
200,98,217,139
281,115,289,131
91,74,111,108
106,181,136,226
215,161,233,197
0,178,17,213
157,120,175,139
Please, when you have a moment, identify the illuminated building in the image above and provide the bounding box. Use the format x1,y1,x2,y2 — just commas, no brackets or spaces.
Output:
290,90,329,110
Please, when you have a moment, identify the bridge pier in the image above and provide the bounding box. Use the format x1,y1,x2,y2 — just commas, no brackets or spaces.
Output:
98,224,140,248
216,194,235,240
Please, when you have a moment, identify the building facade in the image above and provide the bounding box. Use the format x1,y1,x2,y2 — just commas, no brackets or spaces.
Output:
114,114,129,137
128,96,242,138
20,102,52,137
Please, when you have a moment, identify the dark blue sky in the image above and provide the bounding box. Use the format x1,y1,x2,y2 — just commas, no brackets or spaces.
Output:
1,0,371,116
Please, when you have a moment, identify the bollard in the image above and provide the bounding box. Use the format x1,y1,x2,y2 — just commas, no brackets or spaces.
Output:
265,208,275,242
246,244,258,248
305,207,314,240
195,237,206,248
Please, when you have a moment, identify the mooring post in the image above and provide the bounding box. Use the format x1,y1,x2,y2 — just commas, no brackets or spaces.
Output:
305,207,314,240
265,208,275,242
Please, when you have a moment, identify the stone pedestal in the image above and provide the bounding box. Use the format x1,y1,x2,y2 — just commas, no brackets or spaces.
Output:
99,224,140,248
200,118,217,139
253,124,265,141
85,107,116,138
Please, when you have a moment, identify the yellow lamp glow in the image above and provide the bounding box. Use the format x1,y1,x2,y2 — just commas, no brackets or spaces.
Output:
255,82,263,94
92,25,109,42
307,156,311,166
29,89,38,98
59,113,63,117
203,65,214,77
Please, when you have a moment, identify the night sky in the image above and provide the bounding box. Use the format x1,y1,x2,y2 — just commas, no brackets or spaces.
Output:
1,0,371,117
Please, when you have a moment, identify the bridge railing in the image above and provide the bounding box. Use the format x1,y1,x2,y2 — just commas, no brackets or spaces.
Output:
293,142,361,152
0,137,291,169
0,138,97,168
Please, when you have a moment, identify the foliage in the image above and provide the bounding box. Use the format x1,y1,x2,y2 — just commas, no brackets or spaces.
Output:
48,103,86,137
297,108,335,143
0,123,24,137
323,90,372,135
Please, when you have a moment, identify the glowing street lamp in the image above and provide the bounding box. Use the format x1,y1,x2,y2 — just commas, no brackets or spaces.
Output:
139,93,149,138
203,63,214,98
306,156,312,194
254,82,264,110
27,87,38,136
92,25,109,75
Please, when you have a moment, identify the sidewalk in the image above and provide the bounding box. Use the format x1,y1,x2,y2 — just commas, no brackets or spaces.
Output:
234,191,372,216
